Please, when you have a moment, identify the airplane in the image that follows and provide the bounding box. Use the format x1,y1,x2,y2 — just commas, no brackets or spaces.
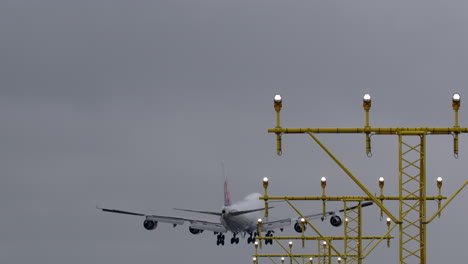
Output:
98,176,373,246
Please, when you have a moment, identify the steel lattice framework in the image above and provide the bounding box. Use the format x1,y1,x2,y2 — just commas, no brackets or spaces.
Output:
251,94,468,264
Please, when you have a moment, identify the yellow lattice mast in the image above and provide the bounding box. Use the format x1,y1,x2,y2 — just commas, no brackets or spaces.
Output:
252,94,468,264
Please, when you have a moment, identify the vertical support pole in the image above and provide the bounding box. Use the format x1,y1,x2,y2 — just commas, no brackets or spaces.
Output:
398,133,427,264
274,96,282,156
420,134,427,264
357,203,362,264
398,134,403,264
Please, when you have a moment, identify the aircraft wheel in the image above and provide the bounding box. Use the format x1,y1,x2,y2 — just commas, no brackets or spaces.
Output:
247,237,252,244
235,237,239,244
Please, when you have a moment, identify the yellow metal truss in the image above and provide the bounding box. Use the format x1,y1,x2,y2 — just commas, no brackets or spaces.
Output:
257,94,468,264
344,201,362,264
398,134,426,264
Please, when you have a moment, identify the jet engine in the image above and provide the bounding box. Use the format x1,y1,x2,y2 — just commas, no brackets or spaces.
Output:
294,222,306,233
189,227,204,235
143,220,158,230
330,215,342,227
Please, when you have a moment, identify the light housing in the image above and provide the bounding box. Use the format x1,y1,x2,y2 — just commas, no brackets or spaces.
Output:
274,94,282,111
437,177,443,188
453,93,461,110
363,94,371,102
274,94,282,103
321,177,327,189
363,94,372,110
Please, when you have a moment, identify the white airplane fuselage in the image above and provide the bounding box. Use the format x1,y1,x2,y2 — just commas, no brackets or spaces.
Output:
220,193,263,233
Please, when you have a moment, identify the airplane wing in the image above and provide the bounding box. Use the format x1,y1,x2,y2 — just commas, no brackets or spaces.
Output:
261,201,374,232
97,206,227,233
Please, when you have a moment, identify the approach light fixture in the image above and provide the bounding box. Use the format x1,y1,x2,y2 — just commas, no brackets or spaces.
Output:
253,257,257,264
258,218,263,224
453,93,461,111
437,177,443,188
337,257,342,264
274,94,283,111
321,177,327,189
301,218,305,223
281,257,285,263
363,94,371,102
379,177,385,189
309,257,313,264
274,94,282,103
263,177,269,189
363,93,372,111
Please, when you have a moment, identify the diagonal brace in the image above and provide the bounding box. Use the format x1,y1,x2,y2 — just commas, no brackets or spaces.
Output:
307,132,400,223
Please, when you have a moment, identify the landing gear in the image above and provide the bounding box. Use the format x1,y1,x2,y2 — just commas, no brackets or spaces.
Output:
247,232,258,244
265,231,274,245
216,233,225,246
230,233,240,244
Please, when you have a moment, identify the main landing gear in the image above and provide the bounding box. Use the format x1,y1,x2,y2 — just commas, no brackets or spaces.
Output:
216,233,225,246
264,230,274,245
230,233,240,244
247,232,258,244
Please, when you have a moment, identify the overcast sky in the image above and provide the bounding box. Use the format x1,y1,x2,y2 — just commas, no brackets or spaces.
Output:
1,0,468,263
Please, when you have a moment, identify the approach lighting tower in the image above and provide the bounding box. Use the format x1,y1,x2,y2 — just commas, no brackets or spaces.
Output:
259,93,468,264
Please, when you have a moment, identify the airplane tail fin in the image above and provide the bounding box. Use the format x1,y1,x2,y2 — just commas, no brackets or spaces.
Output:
222,161,231,206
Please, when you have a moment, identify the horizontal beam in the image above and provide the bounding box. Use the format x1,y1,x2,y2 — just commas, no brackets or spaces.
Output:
260,196,446,201
254,254,355,258
256,236,394,240
268,127,468,134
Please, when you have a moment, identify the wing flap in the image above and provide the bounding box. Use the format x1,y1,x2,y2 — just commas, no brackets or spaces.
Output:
190,221,227,233
146,215,185,225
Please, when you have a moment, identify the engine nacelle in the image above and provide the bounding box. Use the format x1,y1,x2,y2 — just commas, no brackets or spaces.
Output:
143,220,158,230
330,215,342,227
294,222,306,233
189,226,204,235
